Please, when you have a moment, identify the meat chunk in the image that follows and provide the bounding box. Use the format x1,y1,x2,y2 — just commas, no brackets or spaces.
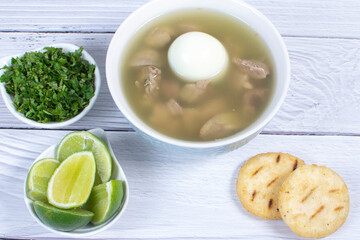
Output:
137,94,156,113
199,97,228,121
179,79,211,104
148,100,183,131
229,70,253,92
160,79,180,100
233,58,270,79
135,65,162,97
178,23,200,33
242,89,269,117
145,27,173,48
144,66,161,96
195,79,210,89
148,103,183,135
199,112,244,140
130,48,163,67
166,99,183,116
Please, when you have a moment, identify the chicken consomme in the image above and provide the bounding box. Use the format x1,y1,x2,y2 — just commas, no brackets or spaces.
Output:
121,10,275,141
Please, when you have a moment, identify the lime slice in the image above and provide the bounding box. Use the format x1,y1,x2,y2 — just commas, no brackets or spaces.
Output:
33,201,94,232
26,158,60,201
47,151,96,209
86,180,125,225
56,131,112,183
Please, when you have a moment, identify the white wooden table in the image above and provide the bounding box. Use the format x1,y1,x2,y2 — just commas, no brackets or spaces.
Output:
0,1,359,239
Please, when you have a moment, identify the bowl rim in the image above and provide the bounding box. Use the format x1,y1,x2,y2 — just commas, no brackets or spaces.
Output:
23,128,129,237
106,0,290,149
0,43,101,129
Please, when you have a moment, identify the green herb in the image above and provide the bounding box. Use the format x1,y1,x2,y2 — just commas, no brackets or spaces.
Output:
0,47,95,123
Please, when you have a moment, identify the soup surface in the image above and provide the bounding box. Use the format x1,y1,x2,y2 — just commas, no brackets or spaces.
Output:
121,9,275,142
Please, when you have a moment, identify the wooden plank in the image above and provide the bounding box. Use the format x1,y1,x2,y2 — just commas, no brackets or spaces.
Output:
0,130,358,239
0,0,359,38
1,33,359,134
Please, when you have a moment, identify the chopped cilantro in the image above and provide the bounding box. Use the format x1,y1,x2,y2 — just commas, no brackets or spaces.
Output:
0,47,95,123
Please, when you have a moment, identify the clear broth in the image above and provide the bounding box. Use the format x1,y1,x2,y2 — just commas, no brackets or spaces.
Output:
121,9,275,142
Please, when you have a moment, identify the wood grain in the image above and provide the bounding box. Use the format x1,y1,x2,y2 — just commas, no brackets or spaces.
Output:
0,130,358,239
1,1,359,239
1,33,359,135
1,0,360,38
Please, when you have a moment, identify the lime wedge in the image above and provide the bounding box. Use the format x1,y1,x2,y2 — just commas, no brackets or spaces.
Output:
56,131,112,183
33,201,94,232
47,151,96,209
26,158,60,201
86,180,125,225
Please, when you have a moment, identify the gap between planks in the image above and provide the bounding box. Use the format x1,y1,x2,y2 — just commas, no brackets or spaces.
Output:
0,238,301,240
1,30,360,41
1,128,360,138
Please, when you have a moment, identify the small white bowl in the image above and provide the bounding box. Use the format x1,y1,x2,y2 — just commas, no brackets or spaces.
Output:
106,0,290,154
24,128,129,237
0,43,101,128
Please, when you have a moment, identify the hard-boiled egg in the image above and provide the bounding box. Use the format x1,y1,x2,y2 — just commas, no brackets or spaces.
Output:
168,31,228,82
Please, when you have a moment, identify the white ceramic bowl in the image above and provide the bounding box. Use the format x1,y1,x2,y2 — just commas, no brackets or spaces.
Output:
0,43,101,128
106,0,290,153
24,128,129,237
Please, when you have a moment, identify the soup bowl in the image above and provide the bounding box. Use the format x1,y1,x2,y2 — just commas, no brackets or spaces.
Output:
106,0,290,154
